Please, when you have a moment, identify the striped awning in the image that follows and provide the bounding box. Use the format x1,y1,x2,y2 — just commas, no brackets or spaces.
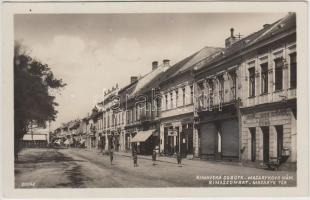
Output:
131,130,154,143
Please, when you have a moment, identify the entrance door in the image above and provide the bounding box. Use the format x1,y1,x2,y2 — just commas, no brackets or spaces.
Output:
276,125,283,158
164,127,168,155
262,127,270,163
187,124,193,154
250,128,256,162
168,136,174,155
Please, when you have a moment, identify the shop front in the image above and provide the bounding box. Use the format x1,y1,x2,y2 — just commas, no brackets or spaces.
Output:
240,101,297,170
161,117,194,157
198,104,240,161
131,129,158,155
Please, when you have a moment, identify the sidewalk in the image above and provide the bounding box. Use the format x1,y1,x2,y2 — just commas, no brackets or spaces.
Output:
84,148,243,167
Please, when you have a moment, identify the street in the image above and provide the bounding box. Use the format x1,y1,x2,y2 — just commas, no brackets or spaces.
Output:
15,148,296,188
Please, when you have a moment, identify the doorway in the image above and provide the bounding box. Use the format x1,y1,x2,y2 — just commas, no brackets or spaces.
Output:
250,127,256,162
261,126,270,163
276,125,283,158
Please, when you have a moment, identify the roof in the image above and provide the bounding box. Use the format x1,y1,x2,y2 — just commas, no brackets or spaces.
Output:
118,80,138,105
195,13,296,72
160,46,223,85
131,63,167,96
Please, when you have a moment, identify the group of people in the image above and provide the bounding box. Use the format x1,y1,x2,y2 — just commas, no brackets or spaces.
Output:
107,145,183,167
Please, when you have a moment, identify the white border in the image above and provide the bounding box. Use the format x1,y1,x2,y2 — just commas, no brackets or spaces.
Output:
1,1,309,198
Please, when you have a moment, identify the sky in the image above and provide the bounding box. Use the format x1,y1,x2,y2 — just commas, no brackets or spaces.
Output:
14,13,287,130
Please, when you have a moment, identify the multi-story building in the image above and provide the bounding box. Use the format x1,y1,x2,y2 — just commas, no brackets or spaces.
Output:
120,60,173,155
159,47,222,157
102,84,120,151
239,13,296,169
193,13,296,169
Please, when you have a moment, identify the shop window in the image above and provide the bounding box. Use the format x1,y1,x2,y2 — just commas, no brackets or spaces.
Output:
248,67,256,97
290,52,297,88
261,63,268,94
274,58,284,91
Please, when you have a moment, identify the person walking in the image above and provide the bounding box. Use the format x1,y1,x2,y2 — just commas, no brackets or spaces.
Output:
152,149,157,166
177,151,182,167
109,149,114,165
133,146,138,167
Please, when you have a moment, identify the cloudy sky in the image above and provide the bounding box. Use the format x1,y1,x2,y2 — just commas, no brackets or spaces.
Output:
14,13,287,129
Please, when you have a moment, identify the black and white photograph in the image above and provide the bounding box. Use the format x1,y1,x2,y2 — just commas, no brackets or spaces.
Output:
1,1,309,198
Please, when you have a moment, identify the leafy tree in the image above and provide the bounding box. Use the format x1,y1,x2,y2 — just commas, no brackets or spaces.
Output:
14,41,66,160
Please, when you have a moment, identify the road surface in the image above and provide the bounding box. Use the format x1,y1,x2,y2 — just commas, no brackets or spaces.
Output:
15,148,296,188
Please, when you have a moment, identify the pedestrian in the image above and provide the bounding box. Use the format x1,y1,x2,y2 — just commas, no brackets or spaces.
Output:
133,147,138,167
109,149,114,165
152,149,157,166
177,151,182,167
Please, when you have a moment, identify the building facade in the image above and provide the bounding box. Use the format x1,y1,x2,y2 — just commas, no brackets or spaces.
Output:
193,13,296,168
159,47,222,157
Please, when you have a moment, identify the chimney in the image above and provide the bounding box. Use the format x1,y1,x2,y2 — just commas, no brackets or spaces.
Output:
263,24,270,28
152,61,158,70
230,28,235,37
225,27,237,48
163,59,170,68
130,76,138,83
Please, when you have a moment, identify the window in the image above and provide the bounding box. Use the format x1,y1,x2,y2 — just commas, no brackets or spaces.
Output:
275,58,284,91
136,105,139,120
290,53,297,88
208,80,214,107
165,94,168,110
197,82,204,108
190,86,193,104
218,76,224,102
175,90,179,107
156,98,160,117
104,117,106,128
133,107,136,122
126,111,129,124
229,71,237,99
182,88,186,106
249,67,255,97
170,92,173,109
261,63,268,94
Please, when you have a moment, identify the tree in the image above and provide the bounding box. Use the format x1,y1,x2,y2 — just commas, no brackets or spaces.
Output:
14,41,66,160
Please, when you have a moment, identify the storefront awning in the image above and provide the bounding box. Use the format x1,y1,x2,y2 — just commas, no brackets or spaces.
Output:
131,130,154,143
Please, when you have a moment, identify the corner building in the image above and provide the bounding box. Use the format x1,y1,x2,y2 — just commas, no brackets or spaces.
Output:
193,13,297,168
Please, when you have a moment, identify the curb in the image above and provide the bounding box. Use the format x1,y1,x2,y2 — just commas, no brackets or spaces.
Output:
115,153,180,165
